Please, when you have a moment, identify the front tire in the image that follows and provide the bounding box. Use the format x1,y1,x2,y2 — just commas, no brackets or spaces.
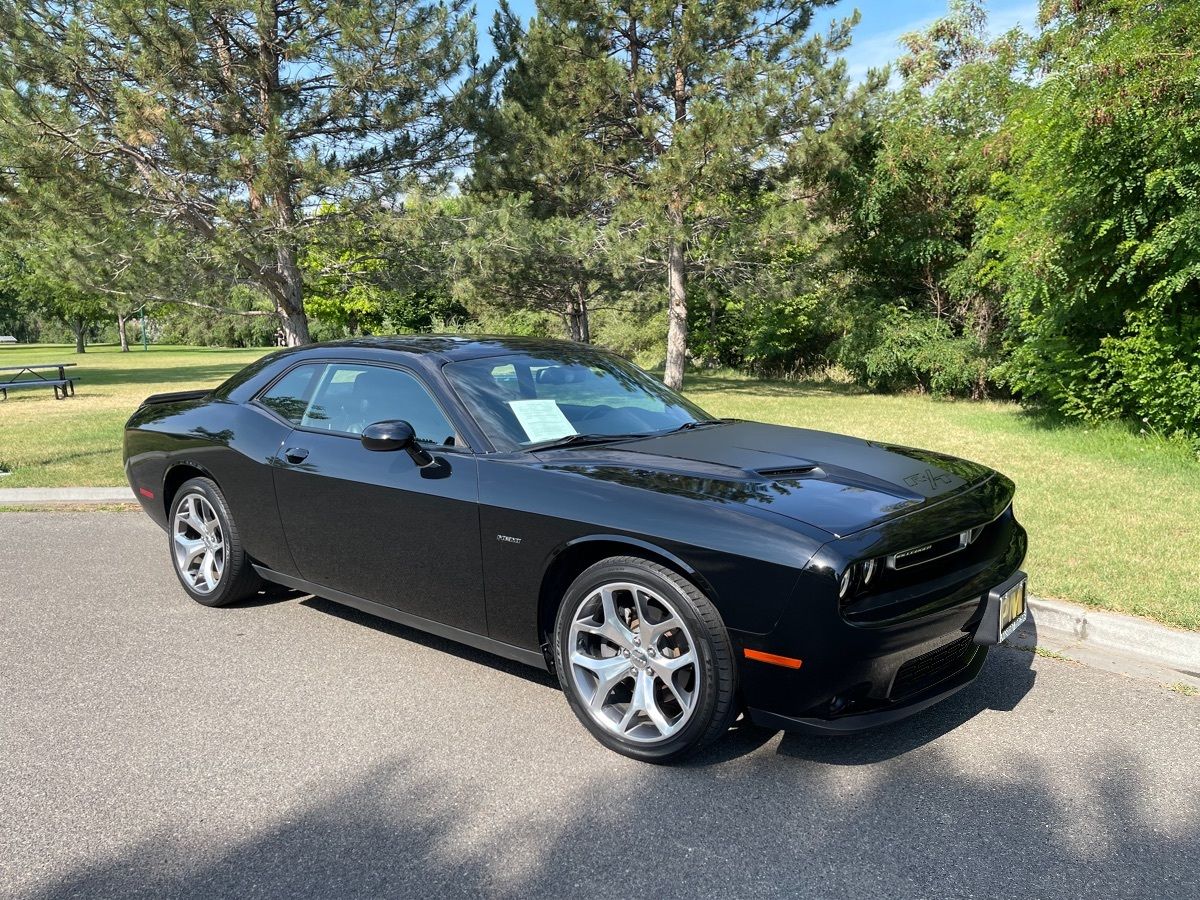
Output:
553,556,738,763
168,477,262,607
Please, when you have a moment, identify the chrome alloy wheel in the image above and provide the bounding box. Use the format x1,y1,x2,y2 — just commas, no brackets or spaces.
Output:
172,493,226,595
567,581,700,744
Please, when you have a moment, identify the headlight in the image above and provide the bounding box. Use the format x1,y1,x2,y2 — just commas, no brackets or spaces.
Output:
838,568,854,598
839,557,881,601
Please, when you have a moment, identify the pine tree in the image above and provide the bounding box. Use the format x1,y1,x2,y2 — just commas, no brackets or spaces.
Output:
485,0,854,387
0,0,480,345
464,2,631,343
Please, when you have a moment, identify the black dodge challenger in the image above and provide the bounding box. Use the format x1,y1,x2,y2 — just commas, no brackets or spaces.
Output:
124,336,1028,762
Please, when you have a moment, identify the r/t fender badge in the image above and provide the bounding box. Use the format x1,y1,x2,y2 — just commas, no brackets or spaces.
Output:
904,468,954,489
496,534,523,544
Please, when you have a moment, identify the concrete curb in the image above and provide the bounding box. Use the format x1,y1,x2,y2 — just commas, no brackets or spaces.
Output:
0,487,136,504
1030,596,1200,673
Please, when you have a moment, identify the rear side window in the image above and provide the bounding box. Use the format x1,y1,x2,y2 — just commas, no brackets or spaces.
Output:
259,363,458,446
258,365,318,424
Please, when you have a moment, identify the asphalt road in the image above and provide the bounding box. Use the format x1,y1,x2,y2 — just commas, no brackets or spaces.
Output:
1,512,1197,900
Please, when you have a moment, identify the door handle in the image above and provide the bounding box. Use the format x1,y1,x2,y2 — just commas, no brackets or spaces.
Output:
284,447,310,464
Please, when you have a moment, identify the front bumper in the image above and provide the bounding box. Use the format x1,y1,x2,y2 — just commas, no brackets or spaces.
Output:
735,520,1026,733
746,642,987,734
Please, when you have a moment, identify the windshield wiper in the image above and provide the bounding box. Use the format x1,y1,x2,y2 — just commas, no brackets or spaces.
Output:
523,432,644,452
662,417,737,434
524,419,737,452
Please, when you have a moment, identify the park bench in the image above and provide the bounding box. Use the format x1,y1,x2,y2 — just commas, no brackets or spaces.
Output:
0,362,78,400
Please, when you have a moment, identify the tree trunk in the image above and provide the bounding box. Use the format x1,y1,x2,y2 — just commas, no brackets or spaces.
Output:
564,307,580,342
578,292,591,344
259,3,310,349
664,226,688,390
662,50,689,391
71,316,86,353
275,246,311,347
565,284,591,343
117,313,130,352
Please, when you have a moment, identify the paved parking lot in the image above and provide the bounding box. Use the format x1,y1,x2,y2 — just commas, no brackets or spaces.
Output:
2,512,1197,899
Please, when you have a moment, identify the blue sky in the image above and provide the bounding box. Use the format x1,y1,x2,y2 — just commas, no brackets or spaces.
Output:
474,1,1041,79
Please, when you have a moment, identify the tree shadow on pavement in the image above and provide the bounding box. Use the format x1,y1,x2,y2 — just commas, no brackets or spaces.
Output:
23,698,1196,900
17,611,1199,900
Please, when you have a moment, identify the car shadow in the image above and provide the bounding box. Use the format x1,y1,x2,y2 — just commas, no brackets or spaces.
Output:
774,641,1038,765
21,626,1194,900
297,594,560,690
221,582,307,609
285,590,1039,767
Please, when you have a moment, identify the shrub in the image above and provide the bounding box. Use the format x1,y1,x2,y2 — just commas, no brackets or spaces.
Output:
838,308,992,398
1080,313,1200,449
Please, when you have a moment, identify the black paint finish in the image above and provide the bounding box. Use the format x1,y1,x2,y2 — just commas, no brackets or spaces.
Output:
124,336,1027,732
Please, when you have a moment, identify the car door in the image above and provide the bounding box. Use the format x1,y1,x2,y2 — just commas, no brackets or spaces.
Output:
257,360,485,633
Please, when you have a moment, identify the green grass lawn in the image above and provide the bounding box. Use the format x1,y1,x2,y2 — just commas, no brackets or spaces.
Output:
2,342,1198,630
0,343,271,486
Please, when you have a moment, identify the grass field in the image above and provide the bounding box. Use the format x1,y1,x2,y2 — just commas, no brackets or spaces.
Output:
2,342,1198,630
0,344,270,486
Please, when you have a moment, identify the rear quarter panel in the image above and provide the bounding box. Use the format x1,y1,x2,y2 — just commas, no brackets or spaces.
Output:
124,398,295,573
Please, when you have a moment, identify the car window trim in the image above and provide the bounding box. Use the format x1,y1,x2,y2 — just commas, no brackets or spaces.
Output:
251,357,471,452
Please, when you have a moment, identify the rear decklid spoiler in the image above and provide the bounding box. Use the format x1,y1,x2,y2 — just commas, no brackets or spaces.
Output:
140,388,212,406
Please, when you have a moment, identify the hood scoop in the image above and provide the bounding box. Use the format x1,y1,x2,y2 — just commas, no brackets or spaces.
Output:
754,464,822,480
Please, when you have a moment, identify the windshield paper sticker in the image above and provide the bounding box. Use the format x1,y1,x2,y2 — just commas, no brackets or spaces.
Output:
508,399,578,444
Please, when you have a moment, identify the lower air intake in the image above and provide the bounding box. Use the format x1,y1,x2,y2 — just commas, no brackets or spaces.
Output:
891,634,975,699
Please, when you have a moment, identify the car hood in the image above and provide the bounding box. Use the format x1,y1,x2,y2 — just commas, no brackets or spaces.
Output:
537,421,996,538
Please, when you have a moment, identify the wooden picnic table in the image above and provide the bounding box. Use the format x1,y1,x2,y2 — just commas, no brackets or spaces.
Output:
0,362,78,400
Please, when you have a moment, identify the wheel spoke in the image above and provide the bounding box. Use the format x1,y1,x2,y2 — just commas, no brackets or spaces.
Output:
200,551,219,590
623,670,671,736
181,496,207,536
173,533,206,566
575,587,634,649
571,653,631,712
642,611,682,645
599,586,638,645
656,668,691,710
651,649,695,674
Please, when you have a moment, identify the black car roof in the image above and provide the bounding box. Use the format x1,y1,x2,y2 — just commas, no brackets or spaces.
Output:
302,335,598,362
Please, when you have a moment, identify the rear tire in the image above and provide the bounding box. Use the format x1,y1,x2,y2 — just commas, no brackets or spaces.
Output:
167,477,262,607
553,556,738,763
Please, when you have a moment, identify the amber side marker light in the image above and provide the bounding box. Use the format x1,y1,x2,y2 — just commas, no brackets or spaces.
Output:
743,648,803,669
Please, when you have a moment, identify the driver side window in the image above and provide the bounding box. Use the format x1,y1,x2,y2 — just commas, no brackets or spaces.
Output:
260,363,458,446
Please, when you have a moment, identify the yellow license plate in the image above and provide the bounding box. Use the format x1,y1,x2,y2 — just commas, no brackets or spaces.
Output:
998,579,1027,642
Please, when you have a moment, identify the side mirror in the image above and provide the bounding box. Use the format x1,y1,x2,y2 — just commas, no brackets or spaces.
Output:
361,420,434,468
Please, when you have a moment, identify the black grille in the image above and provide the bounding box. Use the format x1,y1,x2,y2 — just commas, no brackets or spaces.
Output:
889,531,968,570
891,634,975,699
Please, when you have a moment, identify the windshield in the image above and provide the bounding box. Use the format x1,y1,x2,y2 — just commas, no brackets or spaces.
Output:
444,351,713,451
